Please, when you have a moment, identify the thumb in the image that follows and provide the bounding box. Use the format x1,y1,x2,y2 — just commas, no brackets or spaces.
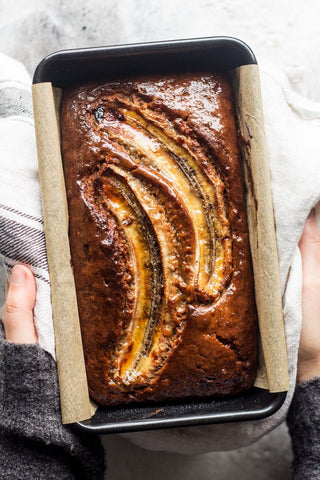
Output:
299,208,320,285
2,264,38,343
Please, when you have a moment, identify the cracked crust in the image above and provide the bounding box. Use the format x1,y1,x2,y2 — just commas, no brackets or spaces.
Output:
61,73,258,406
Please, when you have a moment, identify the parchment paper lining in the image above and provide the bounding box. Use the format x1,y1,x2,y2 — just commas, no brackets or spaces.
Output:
32,64,289,424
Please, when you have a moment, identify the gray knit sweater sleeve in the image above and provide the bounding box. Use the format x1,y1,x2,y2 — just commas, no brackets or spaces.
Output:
0,333,105,479
287,376,320,480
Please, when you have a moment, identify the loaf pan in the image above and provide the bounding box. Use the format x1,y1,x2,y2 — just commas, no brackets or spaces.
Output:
33,36,287,434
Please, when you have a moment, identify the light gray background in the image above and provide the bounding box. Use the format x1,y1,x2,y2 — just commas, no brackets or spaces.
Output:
1,0,319,478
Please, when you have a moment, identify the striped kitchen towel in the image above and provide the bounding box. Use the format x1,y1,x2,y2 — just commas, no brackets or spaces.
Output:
0,53,55,357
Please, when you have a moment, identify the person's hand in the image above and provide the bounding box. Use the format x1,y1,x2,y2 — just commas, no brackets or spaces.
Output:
2,264,38,343
298,209,320,383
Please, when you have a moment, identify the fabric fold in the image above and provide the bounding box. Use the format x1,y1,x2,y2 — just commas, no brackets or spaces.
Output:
0,52,55,357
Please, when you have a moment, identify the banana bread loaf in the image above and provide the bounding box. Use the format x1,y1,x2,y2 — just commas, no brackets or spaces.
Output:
61,73,258,406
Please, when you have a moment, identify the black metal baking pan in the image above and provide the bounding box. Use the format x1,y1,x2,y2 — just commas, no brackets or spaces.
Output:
75,388,286,434
33,36,256,86
33,36,287,434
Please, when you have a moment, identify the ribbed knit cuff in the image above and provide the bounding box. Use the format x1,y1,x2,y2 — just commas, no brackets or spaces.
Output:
0,336,105,479
287,376,320,479
0,337,61,441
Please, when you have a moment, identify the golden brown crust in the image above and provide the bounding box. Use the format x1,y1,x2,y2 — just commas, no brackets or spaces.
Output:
61,73,258,406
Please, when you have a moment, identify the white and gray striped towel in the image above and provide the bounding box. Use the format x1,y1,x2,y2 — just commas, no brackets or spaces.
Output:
1,52,320,452
0,53,54,357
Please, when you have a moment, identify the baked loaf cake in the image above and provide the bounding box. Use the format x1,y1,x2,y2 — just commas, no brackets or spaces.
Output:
61,73,258,406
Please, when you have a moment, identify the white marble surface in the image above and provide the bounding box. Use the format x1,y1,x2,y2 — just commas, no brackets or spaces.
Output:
1,0,319,478
1,0,319,103
102,422,292,480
